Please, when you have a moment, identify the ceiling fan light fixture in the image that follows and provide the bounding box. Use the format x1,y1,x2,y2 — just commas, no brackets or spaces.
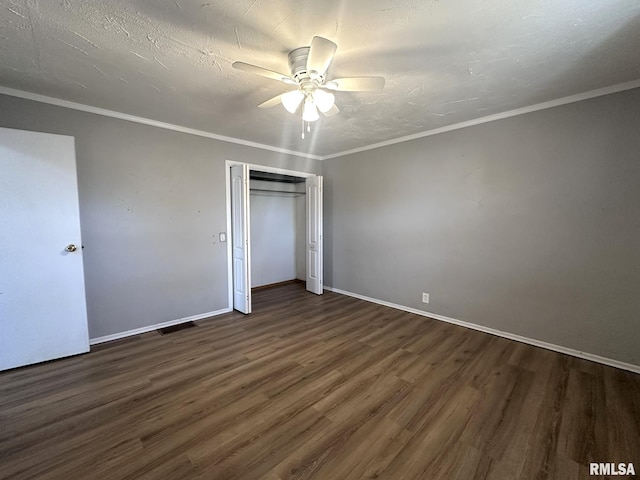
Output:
302,99,320,122
281,90,304,113
234,35,385,139
313,89,335,113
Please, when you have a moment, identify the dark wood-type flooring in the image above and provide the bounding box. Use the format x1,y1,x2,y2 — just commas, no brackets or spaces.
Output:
1,283,639,479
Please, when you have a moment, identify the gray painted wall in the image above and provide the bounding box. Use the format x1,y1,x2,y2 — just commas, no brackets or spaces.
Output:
323,88,640,366
0,94,320,339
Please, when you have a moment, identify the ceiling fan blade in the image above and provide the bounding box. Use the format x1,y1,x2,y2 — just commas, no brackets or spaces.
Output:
232,62,295,84
325,76,385,91
258,94,284,109
306,36,337,76
321,104,340,117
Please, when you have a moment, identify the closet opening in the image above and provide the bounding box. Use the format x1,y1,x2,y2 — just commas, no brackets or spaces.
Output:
225,161,323,314
248,171,306,292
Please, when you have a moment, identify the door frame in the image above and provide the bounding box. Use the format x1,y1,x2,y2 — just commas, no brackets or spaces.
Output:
225,160,318,311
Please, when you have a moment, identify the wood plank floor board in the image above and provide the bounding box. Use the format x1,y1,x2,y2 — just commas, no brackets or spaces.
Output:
557,368,608,466
461,363,537,464
290,333,371,369
185,370,348,467
191,407,331,480
259,388,409,480
602,367,640,465
137,388,271,447
296,416,405,480
381,384,481,479
1,283,638,479
518,355,572,480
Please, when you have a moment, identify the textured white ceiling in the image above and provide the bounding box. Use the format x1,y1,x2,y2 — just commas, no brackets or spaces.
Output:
1,0,639,157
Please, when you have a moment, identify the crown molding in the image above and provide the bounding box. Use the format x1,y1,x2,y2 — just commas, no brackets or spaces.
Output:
321,79,640,160
3,79,639,162
0,86,322,161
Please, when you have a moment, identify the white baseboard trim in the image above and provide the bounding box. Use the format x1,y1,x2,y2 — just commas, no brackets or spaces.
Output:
89,307,232,346
324,287,640,374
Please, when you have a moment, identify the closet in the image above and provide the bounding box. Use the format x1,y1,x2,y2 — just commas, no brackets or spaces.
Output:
249,171,306,288
228,162,323,314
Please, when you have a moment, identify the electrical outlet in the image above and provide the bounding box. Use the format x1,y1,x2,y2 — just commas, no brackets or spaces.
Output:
422,293,429,304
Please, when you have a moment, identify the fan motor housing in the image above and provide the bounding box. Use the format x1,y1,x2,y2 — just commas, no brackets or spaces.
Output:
288,47,324,84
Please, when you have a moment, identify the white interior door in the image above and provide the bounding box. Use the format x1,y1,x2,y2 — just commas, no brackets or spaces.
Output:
0,127,89,371
231,164,251,314
306,175,323,295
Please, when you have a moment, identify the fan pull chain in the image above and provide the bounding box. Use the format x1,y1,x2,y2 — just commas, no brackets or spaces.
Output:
301,120,313,140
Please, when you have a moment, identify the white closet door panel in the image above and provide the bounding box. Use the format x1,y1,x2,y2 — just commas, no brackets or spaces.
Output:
231,164,251,313
306,175,323,295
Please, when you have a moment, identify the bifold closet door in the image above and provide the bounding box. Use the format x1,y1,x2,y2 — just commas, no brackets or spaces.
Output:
230,164,252,313
306,175,323,295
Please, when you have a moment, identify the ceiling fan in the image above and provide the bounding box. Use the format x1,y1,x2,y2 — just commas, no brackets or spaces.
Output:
232,36,385,138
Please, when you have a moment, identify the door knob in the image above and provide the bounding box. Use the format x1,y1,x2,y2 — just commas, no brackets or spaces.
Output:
65,244,77,252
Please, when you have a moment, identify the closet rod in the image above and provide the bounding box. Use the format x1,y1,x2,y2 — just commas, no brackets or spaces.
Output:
250,188,306,195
